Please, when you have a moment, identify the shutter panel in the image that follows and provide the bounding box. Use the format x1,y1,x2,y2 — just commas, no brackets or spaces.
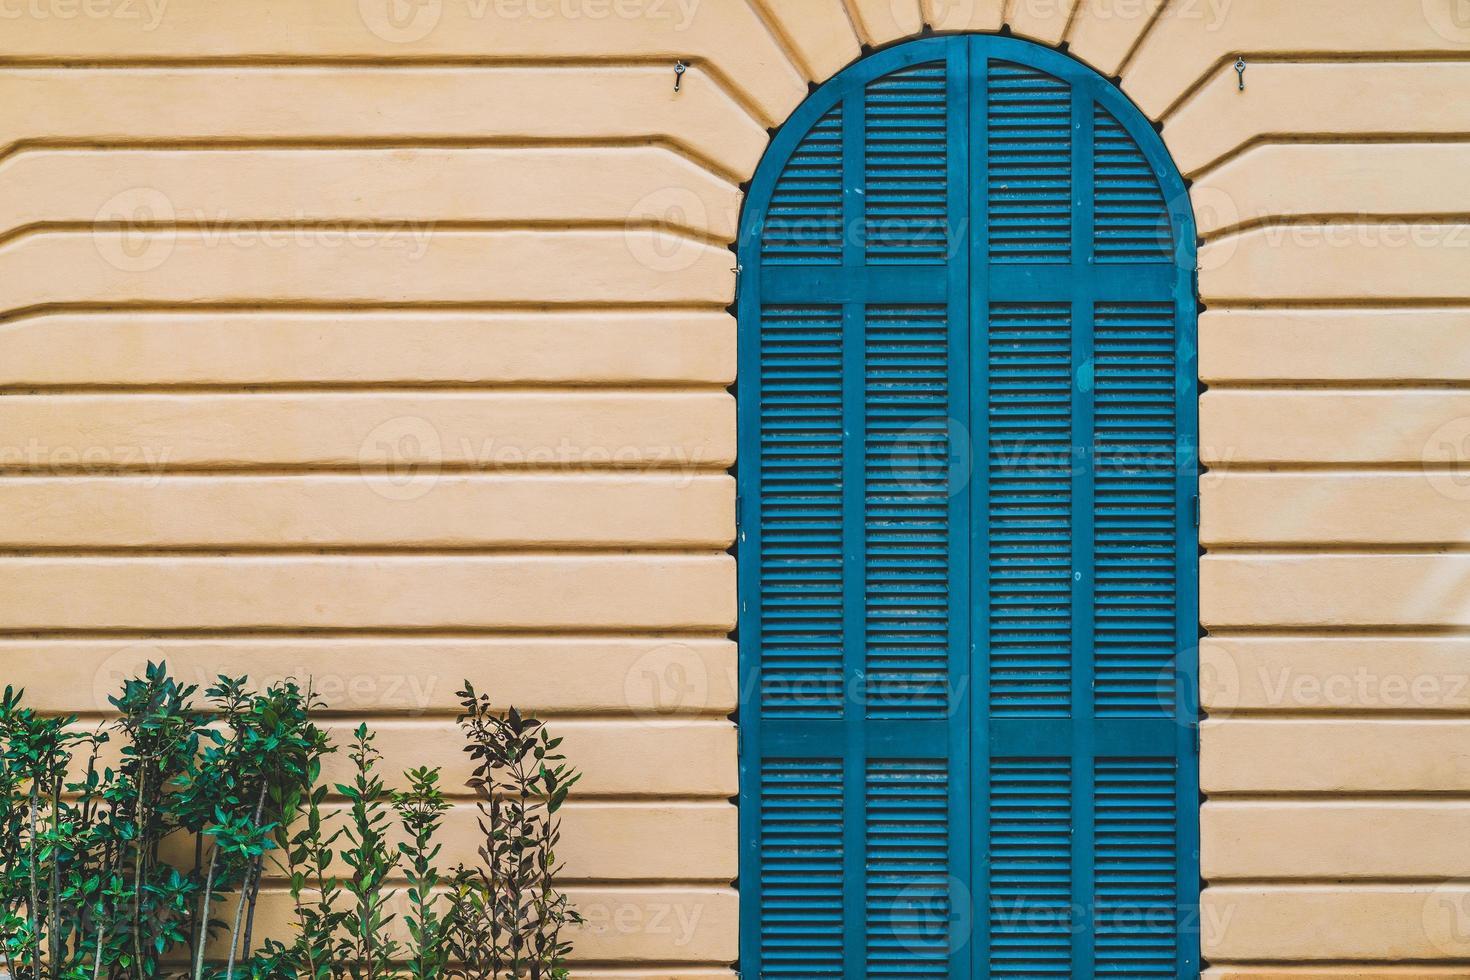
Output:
1093,105,1172,263
758,759,844,977
740,35,1198,979
743,42,973,980
762,104,844,265
757,304,845,718
987,61,1072,263
986,302,1074,717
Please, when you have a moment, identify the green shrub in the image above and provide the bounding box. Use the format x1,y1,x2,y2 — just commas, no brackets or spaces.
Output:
0,665,580,979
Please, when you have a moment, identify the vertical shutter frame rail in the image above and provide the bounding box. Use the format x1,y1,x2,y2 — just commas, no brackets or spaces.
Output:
737,33,1199,979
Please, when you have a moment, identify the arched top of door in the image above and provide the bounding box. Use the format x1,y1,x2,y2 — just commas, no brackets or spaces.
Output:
738,33,1196,274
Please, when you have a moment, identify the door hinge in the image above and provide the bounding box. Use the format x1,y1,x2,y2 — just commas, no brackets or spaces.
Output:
1192,723,1200,755
1192,493,1200,528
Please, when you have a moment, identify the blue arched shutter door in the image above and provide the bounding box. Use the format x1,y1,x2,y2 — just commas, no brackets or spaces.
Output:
737,34,1199,979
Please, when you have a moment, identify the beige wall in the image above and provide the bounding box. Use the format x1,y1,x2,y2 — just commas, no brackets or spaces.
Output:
3,0,1469,974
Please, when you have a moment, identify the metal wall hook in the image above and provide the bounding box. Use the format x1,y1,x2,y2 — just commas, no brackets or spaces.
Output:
674,60,688,93
1235,57,1247,91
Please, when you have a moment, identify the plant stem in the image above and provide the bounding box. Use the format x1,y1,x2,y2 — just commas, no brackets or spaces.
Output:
49,772,61,974
28,786,42,978
225,873,250,980
225,782,268,979
240,849,264,964
133,768,148,977
91,917,105,980
193,845,219,980
188,833,204,966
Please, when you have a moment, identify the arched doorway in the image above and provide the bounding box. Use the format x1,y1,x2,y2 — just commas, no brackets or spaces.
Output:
735,33,1199,977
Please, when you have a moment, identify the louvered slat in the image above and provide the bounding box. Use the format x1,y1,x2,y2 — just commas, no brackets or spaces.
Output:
760,305,845,717
989,303,1073,717
759,760,845,977
1094,303,1178,717
865,761,951,976
989,61,1072,263
1094,106,1172,263
865,304,951,717
989,759,1074,977
865,61,949,263
763,104,844,264
1094,759,1178,977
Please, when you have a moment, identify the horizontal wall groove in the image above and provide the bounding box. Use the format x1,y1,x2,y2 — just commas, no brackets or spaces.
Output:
1208,630,1470,641
1206,876,1470,887
0,136,747,186
0,465,735,478
0,472,731,482
0,631,732,640
1207,710,1470,722
0,546,735,558
0,627,737,639
0,300,736,325
1198,298,1470,311
0,57,784,129
0,382,737,395
1203,380,1470,391
1207,960,1470,968
1190,133,1470,182
0,220,738,253
1203,545,1470,555
1205,792,1470,802
1204,462,1470,473
1203,213,1470,245
0,56,725,69
1160,53,1470,125
1205,464,1470,475
1202,968,1470,975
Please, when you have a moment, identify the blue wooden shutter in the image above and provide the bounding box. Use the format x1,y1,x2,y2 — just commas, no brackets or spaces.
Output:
738,35,1199,979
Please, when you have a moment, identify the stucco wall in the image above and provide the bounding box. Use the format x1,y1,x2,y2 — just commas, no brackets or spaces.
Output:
3,0,1469,974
